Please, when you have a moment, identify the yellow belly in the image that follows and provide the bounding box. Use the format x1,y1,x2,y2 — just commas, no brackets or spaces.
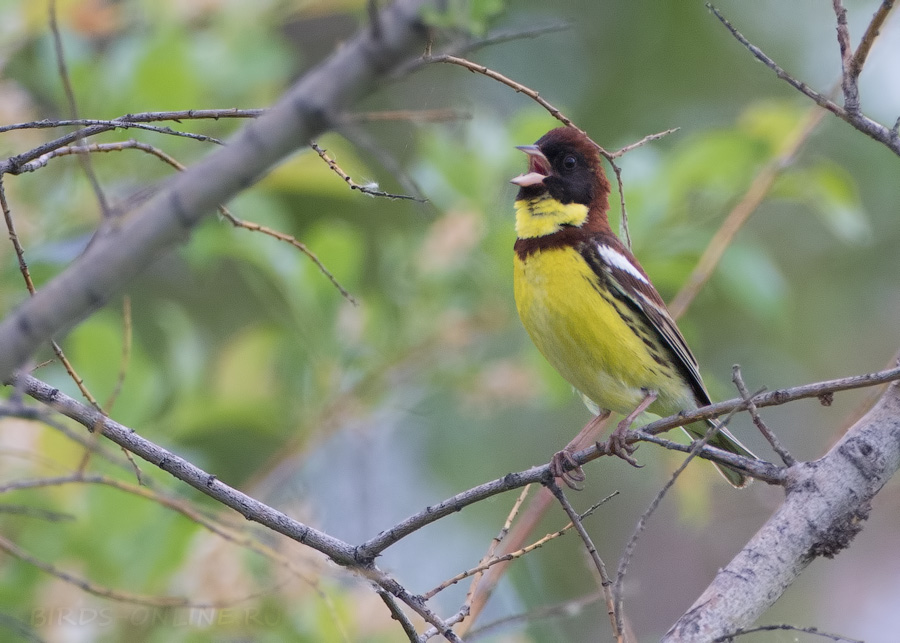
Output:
514,246,688,416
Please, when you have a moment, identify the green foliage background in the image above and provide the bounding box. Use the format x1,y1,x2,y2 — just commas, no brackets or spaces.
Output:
0,1,898,641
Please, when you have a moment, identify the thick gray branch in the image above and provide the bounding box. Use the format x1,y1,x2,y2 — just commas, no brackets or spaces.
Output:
0,0,432,382
664,380,900,641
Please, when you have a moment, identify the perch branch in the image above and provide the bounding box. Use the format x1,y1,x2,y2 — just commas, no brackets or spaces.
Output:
664,379,900,641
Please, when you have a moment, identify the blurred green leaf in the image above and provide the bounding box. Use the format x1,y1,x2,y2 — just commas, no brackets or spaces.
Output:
716,242,789,323
421,0,505,36
737,100,809,154
776,161,871,244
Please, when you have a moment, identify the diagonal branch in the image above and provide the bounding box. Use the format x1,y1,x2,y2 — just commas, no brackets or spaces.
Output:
664,379,900,641
0,0,436,384
708,3,900,156
615,410,744,636
545,479,619,641
850,0,896,74
10,372,462,641
14,374,358,564
310,142,426,201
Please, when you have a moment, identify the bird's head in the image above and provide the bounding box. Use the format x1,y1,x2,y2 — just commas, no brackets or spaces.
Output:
510,127,610,208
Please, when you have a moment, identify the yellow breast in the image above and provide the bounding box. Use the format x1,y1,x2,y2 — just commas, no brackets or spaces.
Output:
513,245,678,416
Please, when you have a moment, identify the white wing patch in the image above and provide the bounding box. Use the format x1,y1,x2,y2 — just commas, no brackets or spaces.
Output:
597,244,649,284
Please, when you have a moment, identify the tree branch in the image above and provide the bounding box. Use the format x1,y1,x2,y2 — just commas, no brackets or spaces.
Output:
13,374,358,564
0,0,435,384
9,356,900,640
708,3,900,156
664,379,900,641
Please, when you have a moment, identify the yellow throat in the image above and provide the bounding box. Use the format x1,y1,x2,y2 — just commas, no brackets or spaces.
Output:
514,194,589,239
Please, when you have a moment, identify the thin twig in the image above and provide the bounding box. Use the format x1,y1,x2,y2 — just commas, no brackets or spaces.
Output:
465,591,603,641
15,139,187,173
841,348,900,431
851,0,896,74
53,345,103,412
49,0,110,217
430,54,579,130
426,490,618,602
370,571,462,643
610,163,631,250
0,504,75,522
2,164,104,414
707,3,900,156
707,4,844,119
220,208,359,305
713,623,864,643
336,123,429,202
0,532,196,607
0,109,264,134
597,126,680,251
609,128,680,159
377,589,419,642
392,23,571,78
546,479,619,641
732,365,796,466
450,485,532,604
310,142,426,202
427,504,585,595
418,609,470,642
639,364,900,438
0,404,128,469
614,411,740,635
0,524,297,611
32,138,359,304
0,177,34,292
465,22,571,49
0,118,224,143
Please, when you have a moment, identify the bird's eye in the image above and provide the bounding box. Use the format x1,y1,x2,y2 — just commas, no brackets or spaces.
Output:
562,155,577,170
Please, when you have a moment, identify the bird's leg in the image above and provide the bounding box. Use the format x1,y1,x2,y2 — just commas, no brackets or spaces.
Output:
550,410,612,489
602,390,657,467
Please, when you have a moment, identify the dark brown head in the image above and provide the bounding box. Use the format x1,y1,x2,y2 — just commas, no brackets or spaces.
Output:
511,127,611,210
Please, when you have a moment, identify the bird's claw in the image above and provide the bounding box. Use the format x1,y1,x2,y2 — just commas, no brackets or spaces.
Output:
599,422,642,468
550,449,585,490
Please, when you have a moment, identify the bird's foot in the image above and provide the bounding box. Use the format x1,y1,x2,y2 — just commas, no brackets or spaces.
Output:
549,448,586,490
598,419,642,468
597,390,657,468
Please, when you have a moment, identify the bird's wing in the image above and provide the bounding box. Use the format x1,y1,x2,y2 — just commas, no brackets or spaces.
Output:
580,236,712,407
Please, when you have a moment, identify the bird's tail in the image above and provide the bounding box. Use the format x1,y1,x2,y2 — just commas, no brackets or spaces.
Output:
683,420,757,488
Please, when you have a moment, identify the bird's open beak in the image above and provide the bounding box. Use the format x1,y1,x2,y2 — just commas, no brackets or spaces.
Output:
510,145,551,187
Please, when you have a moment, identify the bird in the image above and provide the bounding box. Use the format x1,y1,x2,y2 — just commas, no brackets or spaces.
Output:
510,126,757,487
